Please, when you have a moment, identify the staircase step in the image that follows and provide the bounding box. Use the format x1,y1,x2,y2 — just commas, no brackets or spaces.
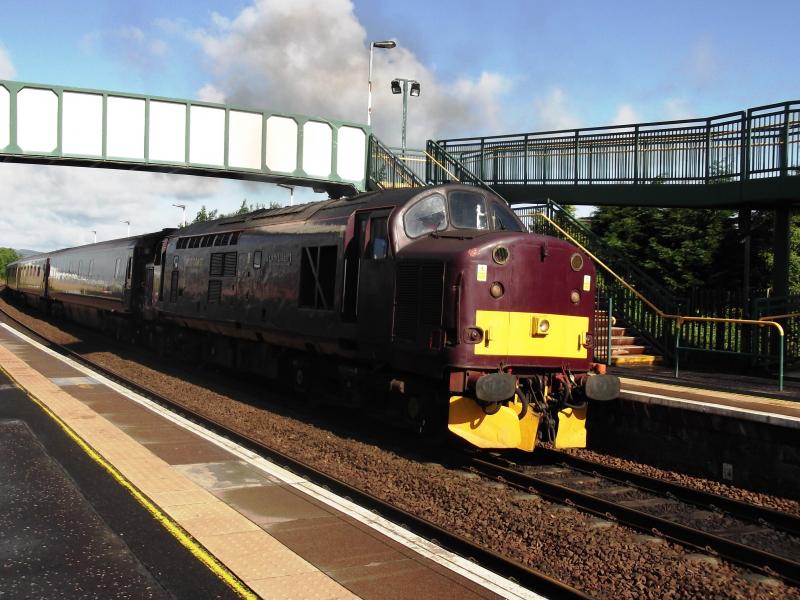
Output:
610,336,636,346
612,354,663,366
611,345,647,355
611,327,626,336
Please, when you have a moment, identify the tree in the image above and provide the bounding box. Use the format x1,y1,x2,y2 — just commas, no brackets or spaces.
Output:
0,248,21,280
589,205,736,292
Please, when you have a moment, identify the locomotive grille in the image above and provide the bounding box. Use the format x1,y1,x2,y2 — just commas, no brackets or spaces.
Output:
210,252,238,277
207,279,222,304
393,262,444,343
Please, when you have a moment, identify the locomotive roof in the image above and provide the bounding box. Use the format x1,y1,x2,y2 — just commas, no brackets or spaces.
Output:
170,186,443,236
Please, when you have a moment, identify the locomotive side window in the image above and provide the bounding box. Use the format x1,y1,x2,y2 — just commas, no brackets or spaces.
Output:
449,191,488,230
404,193,447,238
299,246,337,310
366,217,389,260
491,201,525,232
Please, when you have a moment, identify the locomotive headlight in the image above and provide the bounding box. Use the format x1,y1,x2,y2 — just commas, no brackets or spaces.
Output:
492,245,510,265
531,317,550,336
489,281,505,298
570,290,580,304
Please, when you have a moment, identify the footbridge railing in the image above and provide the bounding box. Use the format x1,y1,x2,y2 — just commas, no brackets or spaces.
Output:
434,100,800,205
0,79,370,196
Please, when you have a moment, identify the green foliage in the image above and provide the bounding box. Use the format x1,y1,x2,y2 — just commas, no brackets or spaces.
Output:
0,248,21,280
589,205,799,296
190,199,285,224
590,206,737,292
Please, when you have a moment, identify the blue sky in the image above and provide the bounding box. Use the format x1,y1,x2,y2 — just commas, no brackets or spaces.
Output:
0,0,797,249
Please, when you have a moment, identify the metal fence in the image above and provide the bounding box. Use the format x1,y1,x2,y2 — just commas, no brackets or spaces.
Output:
436,101,800,187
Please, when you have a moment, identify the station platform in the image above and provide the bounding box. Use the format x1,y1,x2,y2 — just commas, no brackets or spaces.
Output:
586,366,800,497
0,322,536,600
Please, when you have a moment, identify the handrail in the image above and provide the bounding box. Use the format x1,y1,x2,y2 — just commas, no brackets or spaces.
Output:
439,100,799,142
758,312,800,321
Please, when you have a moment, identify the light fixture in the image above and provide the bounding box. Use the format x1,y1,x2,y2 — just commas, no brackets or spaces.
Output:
410,82,421,97
390,79,402,95
367,40,397,126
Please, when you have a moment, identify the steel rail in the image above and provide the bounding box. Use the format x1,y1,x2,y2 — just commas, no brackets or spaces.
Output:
468,454,800,585
0,303,587,600
526,448,800,538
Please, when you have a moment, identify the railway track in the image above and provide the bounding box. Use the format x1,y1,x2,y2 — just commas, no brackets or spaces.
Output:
465,447,800,585
0,304,587,600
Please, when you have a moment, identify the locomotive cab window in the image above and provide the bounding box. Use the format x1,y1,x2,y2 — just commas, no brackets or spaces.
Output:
449,191,488,230
404,193,447,238
491,201,524,232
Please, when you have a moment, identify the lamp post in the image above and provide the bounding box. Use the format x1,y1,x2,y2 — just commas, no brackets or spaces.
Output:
367,40,396,126
277,184,295,206
390,78,421,155
173,203,186,227
121,220,130,237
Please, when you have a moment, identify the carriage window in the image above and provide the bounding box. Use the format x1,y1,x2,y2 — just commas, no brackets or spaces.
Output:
404,193,447,238
114,257,121,279
491,201,524,232
449,191,488,230
253,250,262,269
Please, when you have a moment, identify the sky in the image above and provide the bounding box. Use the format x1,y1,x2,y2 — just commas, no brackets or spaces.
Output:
0,0,797,251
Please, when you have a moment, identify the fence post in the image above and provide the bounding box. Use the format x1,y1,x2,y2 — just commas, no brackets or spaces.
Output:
781,104,790,178
479,138,485,181
523,134,528,184
704,118,711,183
607,296,613,367
633,125,639,184
779,333,784,391
674,323,682,379
574,130,579,185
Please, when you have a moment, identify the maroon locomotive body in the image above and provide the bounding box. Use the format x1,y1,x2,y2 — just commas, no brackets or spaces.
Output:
7,184,618,450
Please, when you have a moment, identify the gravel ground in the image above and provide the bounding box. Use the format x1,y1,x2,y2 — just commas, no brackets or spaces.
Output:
0,295,796,599
556,445,800,516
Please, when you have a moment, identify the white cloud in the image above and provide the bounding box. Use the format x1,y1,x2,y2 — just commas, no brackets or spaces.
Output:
190,0,511,147
197,83,226,103
531,87,580,131
663,97,692,120
0,43,15,79
0,163,299,251
687,38,715,85
80,26,170,73
611,103,639,125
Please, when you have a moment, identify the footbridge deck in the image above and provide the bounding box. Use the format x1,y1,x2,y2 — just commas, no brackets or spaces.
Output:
0,80,369,197
436,101,800,208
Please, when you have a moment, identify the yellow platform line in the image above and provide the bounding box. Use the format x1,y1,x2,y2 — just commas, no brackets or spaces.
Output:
0,363,258,600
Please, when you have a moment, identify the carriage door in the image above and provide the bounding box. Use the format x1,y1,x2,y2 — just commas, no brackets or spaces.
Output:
356,210,394,347
342,212,369,322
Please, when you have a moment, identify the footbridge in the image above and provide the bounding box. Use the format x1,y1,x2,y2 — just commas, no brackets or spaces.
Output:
433,101,800,208
0,80,369,197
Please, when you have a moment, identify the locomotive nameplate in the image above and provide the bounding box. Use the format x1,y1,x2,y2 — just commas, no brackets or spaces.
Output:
265,252,291,264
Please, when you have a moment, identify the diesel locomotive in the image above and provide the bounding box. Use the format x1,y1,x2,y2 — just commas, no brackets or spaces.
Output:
5,184,619,451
